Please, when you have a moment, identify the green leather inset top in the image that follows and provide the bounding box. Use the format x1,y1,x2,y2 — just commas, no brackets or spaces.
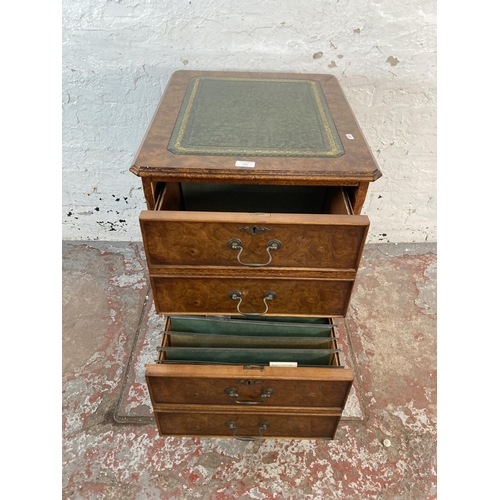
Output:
167,76,345,158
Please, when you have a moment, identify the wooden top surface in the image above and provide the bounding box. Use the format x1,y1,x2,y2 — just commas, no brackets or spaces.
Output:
130,70,382,184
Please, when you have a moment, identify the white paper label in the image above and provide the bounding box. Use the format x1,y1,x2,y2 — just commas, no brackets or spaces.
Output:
269,361,298,367
235,161,255,167
346,134,354,140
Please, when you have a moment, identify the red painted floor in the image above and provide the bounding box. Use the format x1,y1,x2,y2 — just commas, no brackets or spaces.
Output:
62,242,436,499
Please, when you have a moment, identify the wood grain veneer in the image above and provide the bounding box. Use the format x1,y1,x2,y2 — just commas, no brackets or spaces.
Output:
131,70,380,440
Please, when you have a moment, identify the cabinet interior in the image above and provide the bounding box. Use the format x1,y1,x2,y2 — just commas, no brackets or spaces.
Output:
154,182,353,215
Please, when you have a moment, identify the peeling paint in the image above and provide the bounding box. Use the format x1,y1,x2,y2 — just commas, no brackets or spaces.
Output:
63,242,436,499
386,56,400,66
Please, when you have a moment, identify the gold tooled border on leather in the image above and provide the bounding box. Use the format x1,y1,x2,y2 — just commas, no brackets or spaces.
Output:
167,76,345,158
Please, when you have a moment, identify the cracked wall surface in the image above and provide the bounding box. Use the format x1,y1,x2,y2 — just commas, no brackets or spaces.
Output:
62,0,436,243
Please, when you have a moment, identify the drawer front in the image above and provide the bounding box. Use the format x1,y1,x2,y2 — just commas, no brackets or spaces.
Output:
154,408,341,439
147,370,352,408
140,211,369,270
150,275,353,317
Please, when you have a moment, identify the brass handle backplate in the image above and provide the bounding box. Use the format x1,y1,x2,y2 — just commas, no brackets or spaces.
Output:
228,290,277,316
224,387,275,405
225,421,270,441
227,238,282,267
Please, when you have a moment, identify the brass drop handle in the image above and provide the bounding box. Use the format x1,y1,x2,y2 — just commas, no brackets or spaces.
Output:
228,290,277,316
224,387,275,405
225,421,270,441
227,238,282,267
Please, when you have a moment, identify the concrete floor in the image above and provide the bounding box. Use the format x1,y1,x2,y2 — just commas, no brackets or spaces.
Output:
62,241,437,499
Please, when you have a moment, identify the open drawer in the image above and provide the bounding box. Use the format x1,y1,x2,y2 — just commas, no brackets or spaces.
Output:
140,182,370,270
146,316,354,439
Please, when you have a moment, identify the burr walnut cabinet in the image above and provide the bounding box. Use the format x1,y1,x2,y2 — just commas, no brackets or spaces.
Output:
130,70,381,440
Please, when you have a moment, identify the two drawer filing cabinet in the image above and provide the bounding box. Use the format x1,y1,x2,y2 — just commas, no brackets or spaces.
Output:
129,70,382,440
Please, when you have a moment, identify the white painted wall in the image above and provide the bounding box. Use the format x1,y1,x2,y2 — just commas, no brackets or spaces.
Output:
62,0,436,243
